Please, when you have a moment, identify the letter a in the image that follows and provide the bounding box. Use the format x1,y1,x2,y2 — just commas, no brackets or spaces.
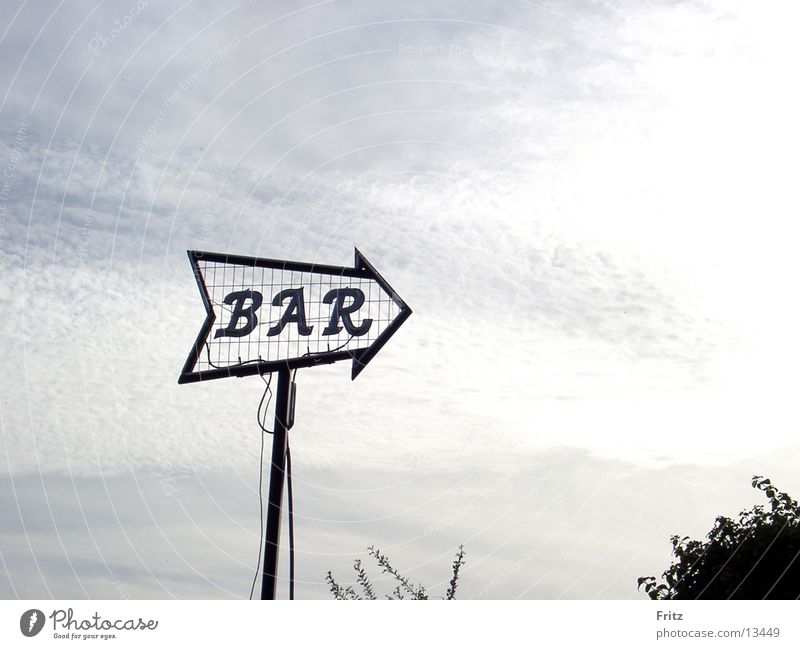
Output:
214,290,263,338
267,288,313,336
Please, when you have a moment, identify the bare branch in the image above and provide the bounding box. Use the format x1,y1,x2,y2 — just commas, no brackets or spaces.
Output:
353,559,377,600
368,545,428,600
445,545,466,600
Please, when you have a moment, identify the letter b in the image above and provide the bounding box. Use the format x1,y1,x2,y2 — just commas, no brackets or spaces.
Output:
214,290,263,338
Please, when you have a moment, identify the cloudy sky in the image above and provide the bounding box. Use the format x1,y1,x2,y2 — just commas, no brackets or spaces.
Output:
1,0,799,599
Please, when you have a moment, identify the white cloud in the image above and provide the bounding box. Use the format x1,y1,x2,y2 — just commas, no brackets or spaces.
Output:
2,0,800,599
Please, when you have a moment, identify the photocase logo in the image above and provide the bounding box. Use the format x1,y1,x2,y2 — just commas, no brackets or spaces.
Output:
20,609,45,637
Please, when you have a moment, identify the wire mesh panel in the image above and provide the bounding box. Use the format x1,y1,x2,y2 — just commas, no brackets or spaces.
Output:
179,250,411,383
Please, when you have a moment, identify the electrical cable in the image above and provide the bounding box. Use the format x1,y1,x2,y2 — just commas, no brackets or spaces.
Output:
205,342,267,372
286,445,295,600
286,366,299,600
249,372,272,600
256,371,274,435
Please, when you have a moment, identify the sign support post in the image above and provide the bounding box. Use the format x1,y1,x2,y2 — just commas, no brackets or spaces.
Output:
261,366,291,600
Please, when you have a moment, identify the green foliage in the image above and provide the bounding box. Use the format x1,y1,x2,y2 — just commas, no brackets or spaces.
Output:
326,545,466,600
639,476,800,599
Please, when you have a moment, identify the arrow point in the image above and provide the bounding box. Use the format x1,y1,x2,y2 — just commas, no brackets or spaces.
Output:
348,249,412,380
354,247,366,270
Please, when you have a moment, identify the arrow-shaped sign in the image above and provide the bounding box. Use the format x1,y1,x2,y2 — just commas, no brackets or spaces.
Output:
178,249,412,384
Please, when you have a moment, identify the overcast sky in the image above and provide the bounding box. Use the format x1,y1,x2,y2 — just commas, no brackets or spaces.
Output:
2,0,800,600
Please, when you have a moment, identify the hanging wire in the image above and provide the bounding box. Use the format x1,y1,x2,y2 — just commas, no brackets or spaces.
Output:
256,371,274,435
287,366,300,600
249,372,272,600
205,342,267,372
287,445,295,601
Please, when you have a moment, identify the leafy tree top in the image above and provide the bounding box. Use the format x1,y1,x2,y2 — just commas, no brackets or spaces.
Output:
639,476,800,600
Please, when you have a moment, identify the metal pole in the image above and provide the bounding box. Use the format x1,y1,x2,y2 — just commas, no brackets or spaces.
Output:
261,367,290,600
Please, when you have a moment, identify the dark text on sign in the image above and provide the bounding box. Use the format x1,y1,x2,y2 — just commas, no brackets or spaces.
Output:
214,288,373,339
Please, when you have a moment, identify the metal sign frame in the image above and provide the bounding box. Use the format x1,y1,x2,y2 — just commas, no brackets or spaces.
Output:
178,248,412,384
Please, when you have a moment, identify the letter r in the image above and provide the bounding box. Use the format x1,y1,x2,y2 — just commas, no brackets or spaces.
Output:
322,288,372,336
